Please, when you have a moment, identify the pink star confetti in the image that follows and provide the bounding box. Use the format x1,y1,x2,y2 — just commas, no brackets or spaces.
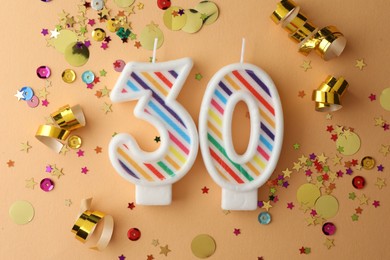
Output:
87,83,94,89
383,123,390,131
46,165,53,173
287,202,295,210
372,200,380,208
77,149,85,157
233,228,241,236
84,40,91,48
93,76,100,84
101,42,108,50
81,166,89,174
87,19,95,26
42,99,49,107
368,93,376,101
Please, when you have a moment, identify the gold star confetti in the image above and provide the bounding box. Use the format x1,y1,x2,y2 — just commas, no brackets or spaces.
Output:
293,162,302,171
375,178,386,189
45,80,52,88
65,199,72,207
60,145,70,155
332,154,342,165
282,168,292,178
300,60,312,71
379,144,390,156
222,210,231,215
326,113,332,120
152,239,160,247
38,87,49,99
374,116,385,126
317,153,328,163
262,200,272,211
358,194,369,205
159,245,171,256
147,21,159,32
102,102,112,114
324,238,335,249
298,155,308,164
305,216,315,226
20,142,32,153
52,166,64,179
100,86,110,97
25,178,38,189
137,2,144,10
355,59,366,70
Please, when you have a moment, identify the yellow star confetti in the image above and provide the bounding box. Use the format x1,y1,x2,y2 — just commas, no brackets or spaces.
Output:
374,116,385,126
293,162,302,171
38,87,49,99
317,153,328,163
326,113,332,120
223,210,231,215
65,199,72,207
60,145,69,155
52,166,64,179
375,178,386,189
102,102,113,114
379,144,390,156
20,142,32,153
262,200,272,211
324,238,335,249
355,59,366,70
332,154,342,166
137,2,144,10
358,194,369,205
25,178,38,189
100,86,110,97
282,168,292,178
152,239,160,247
300,60,312,71
305,216,315,226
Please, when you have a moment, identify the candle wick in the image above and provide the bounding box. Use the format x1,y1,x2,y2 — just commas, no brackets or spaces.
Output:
240,38,246,64
152,38,158,63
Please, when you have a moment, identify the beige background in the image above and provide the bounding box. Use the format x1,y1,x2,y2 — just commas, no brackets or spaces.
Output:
1,0,390,259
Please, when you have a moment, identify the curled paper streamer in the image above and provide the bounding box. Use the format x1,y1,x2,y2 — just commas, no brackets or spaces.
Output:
35,104,86,152
71,198,114,251
271,0,346,60
312,75,349,112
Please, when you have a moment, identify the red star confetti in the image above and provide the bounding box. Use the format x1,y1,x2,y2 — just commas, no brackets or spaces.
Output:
81,166,89,174
287,202,294,210
147,255,154,260
355,207,363,214
233,228,241,236
298,90,306,98
201,186,209,194
7,160,15,167
368,93,376,101
128,202,135,210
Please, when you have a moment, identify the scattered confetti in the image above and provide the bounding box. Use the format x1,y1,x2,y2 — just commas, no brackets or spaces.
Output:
152,239,160,247
195,73,203,81
118,254,126,260
298,90,306,98
102,102,112,114
128,202,135,210
233,228,241,236
372,200,380,208
324,238,335,249
201,186,209,194
300,60,312,71
65,199,72,207
81,166,89,174
7,160,15,167
20,142,32,153
368,93,376,101
154,136,161,143
355,59,366,70
159,245,171,256
95,146,102,153
25,178,38,189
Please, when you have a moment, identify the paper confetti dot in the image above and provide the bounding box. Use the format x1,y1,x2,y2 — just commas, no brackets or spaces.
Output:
380,88,390,111
314,195,339,219
9,200,35,225
191,234,216,258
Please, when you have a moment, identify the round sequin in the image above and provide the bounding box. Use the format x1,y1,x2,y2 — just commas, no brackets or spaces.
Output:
380,87,390,111
315,195,339,219
195,1,219,26
352,176,365,189
296,183,321,208
258,212,271,225
62,69,77,83
9,200,35,225
182,9,203,34
68,135,82,149
191,234,216,258
81,70,95,84
157,0,171,10
92,28,106,41
113,59,126,72
163,6,187,31
322,222,336,236
36,66,51,79
127,228,141,241
64,42,89,67
20,86,34,101
335,132,361,156
40,178,55,192
92,0,104,10
27,95,40,108
361,156,375,170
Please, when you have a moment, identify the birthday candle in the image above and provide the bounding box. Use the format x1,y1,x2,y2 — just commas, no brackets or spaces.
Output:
199,41,284,210
109,57,198,205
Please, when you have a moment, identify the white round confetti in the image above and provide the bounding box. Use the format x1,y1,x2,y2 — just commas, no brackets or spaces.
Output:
379,87,390,111
9,200,35,225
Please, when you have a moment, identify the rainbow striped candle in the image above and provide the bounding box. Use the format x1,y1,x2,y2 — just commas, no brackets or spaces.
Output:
109,58,198,205
199,62,284,210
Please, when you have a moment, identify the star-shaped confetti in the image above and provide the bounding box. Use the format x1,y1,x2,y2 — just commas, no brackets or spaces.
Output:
377,164,384,171
300,60,312,71
355,59,366,70
42,99,49,107
154,136,161,143
76,149,85,157
81,166,89,174
94,146,102,153
118,254,126,260
147,255,154,260
348,192,356,200
52,166,65,179
324,238,335,249
152,239,159,247
379,144,390,156
262,200,272,211
14,90,24,101
293,143,300,150
287,202,294,210
298,90,306,98
65,199,72,207
375,177,386,189
7,160,15,167
355,207,363,214
60,145,70,155
100,69,107,77
351,214,359,221
25,178,38,189
20,142,32,153
233,228,241,236
50,29,60,38
368,93,376,101
41,28,49,36
358,194,369,205
372,200,380,208
195,73,203,81
102,102,112,114
201,186,209,194
128,202,135,210
159,245,171,256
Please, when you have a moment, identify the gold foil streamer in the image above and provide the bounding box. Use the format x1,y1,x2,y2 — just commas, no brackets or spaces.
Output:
35,104,86,153
312,76,349,112
271,0,346,60
270,0,298,24
71,198,114,251
35,125,71,153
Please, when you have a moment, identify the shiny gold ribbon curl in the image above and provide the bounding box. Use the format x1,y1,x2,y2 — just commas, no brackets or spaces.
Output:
271,0,346,60
312,76,349,112
35,104,86,153
71,198,114,251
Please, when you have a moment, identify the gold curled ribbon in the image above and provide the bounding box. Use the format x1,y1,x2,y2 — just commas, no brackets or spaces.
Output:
312,76,349,112
270,0,298,24
71,198,114,251
35,125,71,153
271,0,346,60
51,104,86,131
35,104,86,153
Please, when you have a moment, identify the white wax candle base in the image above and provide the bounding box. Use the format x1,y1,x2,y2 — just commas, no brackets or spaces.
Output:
136,185,172,205
222,188,257,210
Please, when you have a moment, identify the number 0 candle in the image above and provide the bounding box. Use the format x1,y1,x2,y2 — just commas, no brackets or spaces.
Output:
199,59,284,210
109,57,198,205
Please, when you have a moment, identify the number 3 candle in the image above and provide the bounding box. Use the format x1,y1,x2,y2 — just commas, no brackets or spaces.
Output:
109,54,198,205
199,39,284,210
